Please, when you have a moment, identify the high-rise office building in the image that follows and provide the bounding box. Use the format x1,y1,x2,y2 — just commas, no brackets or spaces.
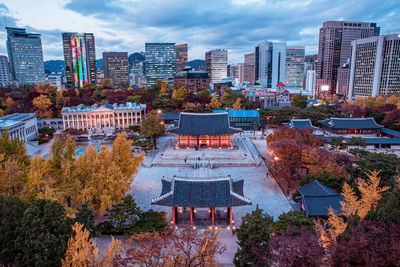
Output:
303,61,316,90
285,46,305,89
62,32,96,89
305,70,316,95
205,49,227,84
255,41,286,88
176,44,188,73
6,27,45,84
244,52,255,84
228,63,244,83
316,21,380,96
103,52,129,86
0,55,12,86
145,43,176,86
348,34,400,99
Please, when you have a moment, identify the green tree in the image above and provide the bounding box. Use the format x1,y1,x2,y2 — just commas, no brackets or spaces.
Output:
291,94,308,108
348,136,366,148
15,199,73,267
273,210,314,232
0,195,29,265
140,111,165,149
366,188,400,223
330,136,347,150
131,209,167,234
107,195,141,234
75,201,96,238
234,206,273,266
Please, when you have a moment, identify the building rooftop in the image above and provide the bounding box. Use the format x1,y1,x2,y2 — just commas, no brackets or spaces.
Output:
298,180,336,196
152,176,251,207
318,117,382,129
301,195,344,217
213,110,260,118
381,127,400,138
0,113,36,130
61,102,146,113
0,120,24,129
288,119,318,130
169,112,240,136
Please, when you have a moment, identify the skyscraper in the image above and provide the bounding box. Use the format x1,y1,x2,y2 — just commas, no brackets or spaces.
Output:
316,21,380,96
62,32,96,88
0,55,12,87
285,46,305,89
205,49,227,84
6,27,45,84
228,63,244,83
255,41,286,88
348,34,400,99
305,70,316,95
103,52,129,86
244,52,255,84
145,43,176,86
176,44,188,73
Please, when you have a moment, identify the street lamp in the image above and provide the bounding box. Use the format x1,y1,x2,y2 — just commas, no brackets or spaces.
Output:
274,156,279,161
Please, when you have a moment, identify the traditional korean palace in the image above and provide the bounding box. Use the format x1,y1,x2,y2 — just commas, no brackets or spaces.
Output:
169,112,240,148
317,117,382,135
152,176,251,225
296,180,344,217
61,102,146,133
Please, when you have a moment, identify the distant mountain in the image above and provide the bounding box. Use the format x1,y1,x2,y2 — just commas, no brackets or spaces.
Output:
44,60,64,73
128,52,145,66
188,59,205,70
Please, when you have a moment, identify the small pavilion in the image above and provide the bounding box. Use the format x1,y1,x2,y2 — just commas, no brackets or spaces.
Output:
169,112,240,148
151,176,251,225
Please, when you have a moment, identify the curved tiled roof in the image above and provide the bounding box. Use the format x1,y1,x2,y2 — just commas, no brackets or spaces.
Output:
152,176,251,207
169,112,240,136
318,117,382,129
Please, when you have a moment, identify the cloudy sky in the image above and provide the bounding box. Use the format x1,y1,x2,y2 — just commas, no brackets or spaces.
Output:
1,0,399,63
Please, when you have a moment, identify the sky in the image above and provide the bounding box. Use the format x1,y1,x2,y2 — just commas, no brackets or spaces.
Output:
0,0,399,63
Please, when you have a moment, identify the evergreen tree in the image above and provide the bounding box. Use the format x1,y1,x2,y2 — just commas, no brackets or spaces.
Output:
107,195,141,234
75,201,96,238
234,206,273,266
15,199,73,267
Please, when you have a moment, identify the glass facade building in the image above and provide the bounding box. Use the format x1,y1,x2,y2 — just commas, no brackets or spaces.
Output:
145,43,176,86
285,46,305,89
176,44,188,73
62,32,97,88
348,34,400,99
205,49,228,84
6,27,45,84
103,52,129,86
255,41,286,88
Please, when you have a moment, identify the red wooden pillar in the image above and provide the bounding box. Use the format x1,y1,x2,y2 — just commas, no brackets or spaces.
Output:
172,206,176,225
197,136,199,146
178,136,181,147
187,136,190,147
190,207,194,225
228,136,231,147
211,207,215,225
219,136,221,147
209,136,212,147
229,207,232,225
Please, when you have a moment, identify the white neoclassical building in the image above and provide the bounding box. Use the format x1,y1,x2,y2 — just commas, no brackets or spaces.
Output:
61,102,146,134
0,113,38,142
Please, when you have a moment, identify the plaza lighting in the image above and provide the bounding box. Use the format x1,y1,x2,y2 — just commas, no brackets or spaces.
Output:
274,156,279,161
193,226,196,230
157,109,162,114
227,226,231,230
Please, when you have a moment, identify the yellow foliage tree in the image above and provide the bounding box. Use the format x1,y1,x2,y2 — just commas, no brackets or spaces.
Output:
62,222,123,267
210,93,221,109
4,97,18,112
112,132,144,179
316,170,389,247
0,156,25,196
172,85,188,101
33,95,52,118
22,155,54,202
232,98,242,110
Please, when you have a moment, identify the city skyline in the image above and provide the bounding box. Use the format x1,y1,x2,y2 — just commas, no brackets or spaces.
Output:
0,0,399,63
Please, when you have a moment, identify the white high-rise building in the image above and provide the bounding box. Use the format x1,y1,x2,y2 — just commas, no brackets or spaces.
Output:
255,41,286,88
0,55,12,87
305,70,316,96
348,34,400,99
205,49,228,84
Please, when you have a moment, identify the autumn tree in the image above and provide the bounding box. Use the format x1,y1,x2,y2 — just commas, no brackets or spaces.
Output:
112,132,143,178
266,127,325,147
232,97,242,110
256,228,327,267
172,84,188,101
210,92,221,109
115,226,225,266
140,111,165,149
301,147,347,179
234,206,273,266
22,155,53,202
62,222,123,267
332,220,400,266
33,94,52,118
